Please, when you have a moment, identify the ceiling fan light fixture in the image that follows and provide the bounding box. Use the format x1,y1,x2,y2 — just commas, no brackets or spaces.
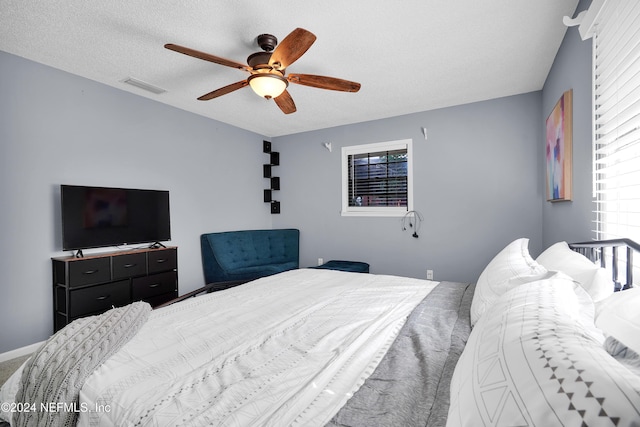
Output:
248,73,288,99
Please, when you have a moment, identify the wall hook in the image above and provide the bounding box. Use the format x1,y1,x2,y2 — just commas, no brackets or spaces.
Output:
563,10,586,27
323,142,332,152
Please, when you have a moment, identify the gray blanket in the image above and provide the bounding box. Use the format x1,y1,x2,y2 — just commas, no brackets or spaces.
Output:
327,281,474,427
13,302,151,427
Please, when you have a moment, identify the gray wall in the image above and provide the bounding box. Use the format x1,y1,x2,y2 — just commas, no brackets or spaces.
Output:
541,0,594,246
272,92,544,283
0,51,272,353
0,1,593,353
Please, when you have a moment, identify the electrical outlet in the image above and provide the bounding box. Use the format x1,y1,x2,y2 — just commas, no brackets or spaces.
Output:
427,269,434,280
318,258,324,266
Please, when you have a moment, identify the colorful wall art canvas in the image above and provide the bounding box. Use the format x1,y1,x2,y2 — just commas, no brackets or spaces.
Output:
546,90,573,201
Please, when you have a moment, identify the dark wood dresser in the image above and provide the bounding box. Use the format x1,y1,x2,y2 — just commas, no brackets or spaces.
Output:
52,247,178,332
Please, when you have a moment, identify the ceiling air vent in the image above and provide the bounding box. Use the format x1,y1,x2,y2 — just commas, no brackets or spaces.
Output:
122,77,166,95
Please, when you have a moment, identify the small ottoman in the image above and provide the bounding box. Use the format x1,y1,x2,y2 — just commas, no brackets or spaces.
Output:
312,260,369,273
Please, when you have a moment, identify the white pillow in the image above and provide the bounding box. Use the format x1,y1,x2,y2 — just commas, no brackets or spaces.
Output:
449,278,640,427
594,287,640,355
470,238,547,326
536,241,613,302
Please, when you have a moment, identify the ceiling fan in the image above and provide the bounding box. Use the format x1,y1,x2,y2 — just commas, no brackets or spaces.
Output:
165,28,361,114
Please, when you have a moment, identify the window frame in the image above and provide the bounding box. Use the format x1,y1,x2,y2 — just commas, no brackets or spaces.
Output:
341,139,414,217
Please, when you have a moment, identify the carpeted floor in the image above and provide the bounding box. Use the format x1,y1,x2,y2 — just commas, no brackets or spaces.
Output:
0,354,30,386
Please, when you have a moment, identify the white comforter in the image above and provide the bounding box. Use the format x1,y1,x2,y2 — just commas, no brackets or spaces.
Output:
77,269,438,427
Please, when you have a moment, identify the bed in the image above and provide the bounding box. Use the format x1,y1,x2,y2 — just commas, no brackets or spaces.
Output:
1,238,639,426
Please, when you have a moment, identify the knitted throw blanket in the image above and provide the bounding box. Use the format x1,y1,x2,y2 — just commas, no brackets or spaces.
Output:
14,301,151,427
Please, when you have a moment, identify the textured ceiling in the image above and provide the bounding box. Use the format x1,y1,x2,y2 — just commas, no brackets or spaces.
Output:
0,0,579,137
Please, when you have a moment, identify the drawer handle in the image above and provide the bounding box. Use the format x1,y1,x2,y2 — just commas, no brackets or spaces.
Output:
148,283,160,288
155,259,168,264
83,269,99,275
123,263,137,268
95,295,110,301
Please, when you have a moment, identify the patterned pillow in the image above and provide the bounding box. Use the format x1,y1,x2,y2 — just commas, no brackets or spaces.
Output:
604,336,640,377
449,276,640,426
595,286,640,355
469,238,548,326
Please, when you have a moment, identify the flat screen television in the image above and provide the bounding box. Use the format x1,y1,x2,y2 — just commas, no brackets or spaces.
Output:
61,185,171,251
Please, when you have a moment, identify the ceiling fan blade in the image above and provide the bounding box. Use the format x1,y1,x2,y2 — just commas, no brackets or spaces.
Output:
269,28,316,70
274,90,296,114
288,73,361,92
197,80,249,100
165,44,250,72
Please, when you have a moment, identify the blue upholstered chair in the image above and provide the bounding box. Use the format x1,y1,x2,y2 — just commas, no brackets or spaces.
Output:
200,229,300,286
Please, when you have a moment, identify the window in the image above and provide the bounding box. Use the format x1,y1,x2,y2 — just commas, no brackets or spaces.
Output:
586,0,640,283
341,139,413,216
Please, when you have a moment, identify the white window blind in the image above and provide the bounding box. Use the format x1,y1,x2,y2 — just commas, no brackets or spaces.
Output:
591,0,640,285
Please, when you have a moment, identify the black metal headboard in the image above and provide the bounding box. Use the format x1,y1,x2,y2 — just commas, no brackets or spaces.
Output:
569,238,640,291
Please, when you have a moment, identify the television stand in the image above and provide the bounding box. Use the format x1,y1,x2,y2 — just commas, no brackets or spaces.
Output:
52,246,178,332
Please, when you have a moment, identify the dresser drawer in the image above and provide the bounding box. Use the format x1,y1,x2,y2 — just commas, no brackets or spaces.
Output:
68,257,111,288
112,252,147,280
148,249,177,274
69,280,130,317
132,271,177,300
